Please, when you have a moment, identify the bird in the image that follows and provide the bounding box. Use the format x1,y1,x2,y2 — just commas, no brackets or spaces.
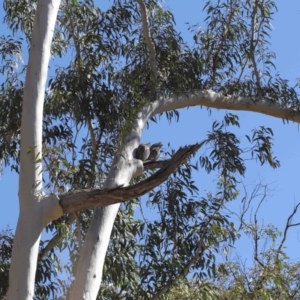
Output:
148,142,163,161
135,143,151,161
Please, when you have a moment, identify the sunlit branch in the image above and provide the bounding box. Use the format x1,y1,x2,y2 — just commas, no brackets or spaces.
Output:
153,90,300,124
60,142,206,213
136,0,157,81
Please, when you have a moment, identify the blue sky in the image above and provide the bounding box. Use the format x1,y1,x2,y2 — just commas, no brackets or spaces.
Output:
1,0,300,267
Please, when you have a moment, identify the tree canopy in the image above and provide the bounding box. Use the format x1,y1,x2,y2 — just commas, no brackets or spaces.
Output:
1,0,300,299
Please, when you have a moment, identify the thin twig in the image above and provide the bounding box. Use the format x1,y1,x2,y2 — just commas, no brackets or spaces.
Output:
151,187,226,300
66,0,98,188
86,117,97,188
253,191,267,269
66,0,81,61
38,213,76,261
278,202,300,253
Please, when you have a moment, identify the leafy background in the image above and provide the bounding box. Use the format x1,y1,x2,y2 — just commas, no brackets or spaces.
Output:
1,0,300,298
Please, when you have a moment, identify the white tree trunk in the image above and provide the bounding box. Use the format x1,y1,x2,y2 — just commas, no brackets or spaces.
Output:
6,1,299,298
7,1,61,299
70,108,152,299
70,205,120,298
69,88,300,299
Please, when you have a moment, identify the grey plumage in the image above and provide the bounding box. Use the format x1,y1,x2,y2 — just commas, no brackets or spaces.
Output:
135,143,151,161
148,142,163,161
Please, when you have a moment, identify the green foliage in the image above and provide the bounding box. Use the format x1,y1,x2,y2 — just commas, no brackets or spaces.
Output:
0,228,68,299
212,227,300,300
0,229,12,297
164,202,300,300
97,153,239,299
0,0,299,298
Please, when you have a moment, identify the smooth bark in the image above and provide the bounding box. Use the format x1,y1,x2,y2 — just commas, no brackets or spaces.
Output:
7,1,62,299
69,105,153,299
69,89,300,299
154,90,300,122
7,1,300,298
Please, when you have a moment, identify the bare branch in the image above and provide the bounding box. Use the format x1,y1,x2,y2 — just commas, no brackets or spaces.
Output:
136,0,157,80
253,191,267,269
225,182,266,232
278,202,300,253
154,90,300,124
59,141,206,213
151,186,227,299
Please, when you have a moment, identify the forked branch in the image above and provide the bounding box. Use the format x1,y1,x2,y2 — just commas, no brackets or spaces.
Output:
60,141,206,213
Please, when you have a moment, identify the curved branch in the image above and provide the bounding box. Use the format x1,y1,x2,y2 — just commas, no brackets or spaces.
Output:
153,90,300,123
59,141,206,213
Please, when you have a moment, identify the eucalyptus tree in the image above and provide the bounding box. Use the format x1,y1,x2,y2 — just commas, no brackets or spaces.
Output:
0,0,298,299
164,189,300,300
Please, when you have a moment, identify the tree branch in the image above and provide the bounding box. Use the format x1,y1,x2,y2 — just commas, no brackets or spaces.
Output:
250,0,262,94
59,141,205,213
253,193,267,269
143,159,169,170
136,0,157,80
277,202,300,253
153,90,300,123
151,204,220,300
212,0,236,86
38,213,76,261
